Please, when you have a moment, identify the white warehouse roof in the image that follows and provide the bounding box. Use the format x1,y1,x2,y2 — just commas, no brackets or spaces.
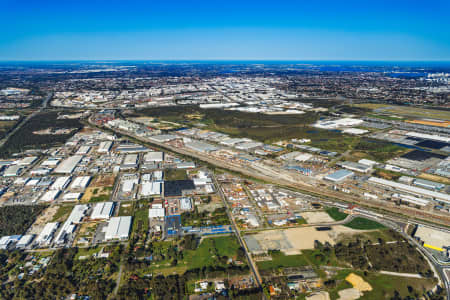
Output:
54,155,83,174
70,176,91,189
368,177,450,204
50,176,71,190
140,182,161,197
91,202,114,219
105,216,132,240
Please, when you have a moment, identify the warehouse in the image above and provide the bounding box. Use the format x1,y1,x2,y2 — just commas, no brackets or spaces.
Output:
63,192,82,201
76,145,91,155
40,190,60,202
36,222,59,245
149,203,165,219
122,178,138,193
70,176,91,190
91,202,115,219
54,155,83,174
324,170,354,182
121,154,138,169
180,197,192,211
368,177,450,204
17,156,38,166
391,193,429,206
41,158,61,167
143,151,164,163
3,165,22,177
149,134,178,143
116,144,148,153
54,204,88,245
338,161,372,173
104,216,132,241
50,176,71,190
97,141,113,153
140,181,161,197
413,179,445,191
16,234,35,249
185,140,218,153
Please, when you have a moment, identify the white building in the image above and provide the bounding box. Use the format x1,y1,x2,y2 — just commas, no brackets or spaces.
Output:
91,202,115,219
36,222,59,245
97,141,113,153
70,176,91,190
54,155,83,174
140,181,161,197
104,216,132,241
50,176,71,190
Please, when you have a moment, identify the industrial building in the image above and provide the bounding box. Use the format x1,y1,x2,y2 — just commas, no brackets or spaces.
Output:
50,176,71,190
121,154,138,170
140,181,161,197
185,140,218,153
368,177,450,204
54,204,88,245
91,202,115,219
143,151,164,163
70,176,91,190
324,169,354,182
149,203,165,219
54,155,83,174
97,141,113,153
104,216,132,241
413,178,445,191
35,222,59,245
40,190,60,202
338,161,372,173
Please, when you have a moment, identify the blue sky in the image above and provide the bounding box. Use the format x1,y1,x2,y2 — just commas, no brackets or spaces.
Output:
1,0,449,61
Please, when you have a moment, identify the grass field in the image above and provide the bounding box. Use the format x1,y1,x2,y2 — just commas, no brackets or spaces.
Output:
344,217,385,230
164,168,188,181
256,251,310,270
325,207,348,221
139,236,244,276
118,202,134,216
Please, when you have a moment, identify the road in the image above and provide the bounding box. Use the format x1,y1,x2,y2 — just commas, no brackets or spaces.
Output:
92,119,450,227
113,263,124,296
212,173,267,299
91,118,450,297
0,92,53,147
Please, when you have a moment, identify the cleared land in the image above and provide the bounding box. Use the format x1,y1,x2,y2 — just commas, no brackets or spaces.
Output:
302,211,335,224
354,103,450,121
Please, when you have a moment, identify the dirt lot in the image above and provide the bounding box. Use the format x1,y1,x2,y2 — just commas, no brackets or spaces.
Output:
346,273,372,292
248,226,364,255
26,205,59,234
302,211,335,224
90,174,116,187
337,288,362,300
81,186,112,203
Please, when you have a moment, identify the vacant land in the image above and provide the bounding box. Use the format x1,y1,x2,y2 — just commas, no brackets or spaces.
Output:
51,204,75,222
164,168,188,181
355,103,450,121
0,205,47,235
302,211,334,224
0,111,83,157
135,105,321,142
81,186,112,203
256,250,309,271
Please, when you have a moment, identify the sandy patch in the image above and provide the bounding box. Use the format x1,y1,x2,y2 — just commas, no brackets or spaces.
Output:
346,273,372,292
302,211,335,224
338,288,362,300
246,225,363,254
306,291,330,300
26,205,59,234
